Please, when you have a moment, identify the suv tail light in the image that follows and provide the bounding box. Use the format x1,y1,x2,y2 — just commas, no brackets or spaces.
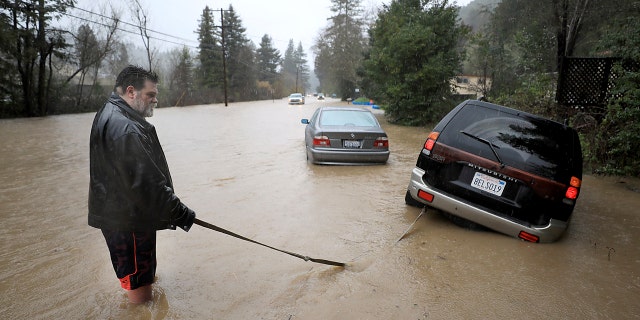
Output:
418,190,434,202
373,136,389,148
518,231,540,243
424,131,440,153
313,136,331,146
565,176,582,200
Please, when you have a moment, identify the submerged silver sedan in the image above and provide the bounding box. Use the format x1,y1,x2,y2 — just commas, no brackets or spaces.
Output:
300,106,389,164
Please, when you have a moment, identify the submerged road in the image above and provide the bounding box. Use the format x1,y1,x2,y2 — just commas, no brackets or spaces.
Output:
0,97,638,319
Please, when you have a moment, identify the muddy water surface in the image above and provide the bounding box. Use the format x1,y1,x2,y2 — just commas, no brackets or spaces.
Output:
1,99,638,319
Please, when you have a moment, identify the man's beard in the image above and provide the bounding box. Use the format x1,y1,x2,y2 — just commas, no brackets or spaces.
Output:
133,95,156,117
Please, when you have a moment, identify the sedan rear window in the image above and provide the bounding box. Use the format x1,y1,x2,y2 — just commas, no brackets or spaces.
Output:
320,110,379,127
439,104,578,181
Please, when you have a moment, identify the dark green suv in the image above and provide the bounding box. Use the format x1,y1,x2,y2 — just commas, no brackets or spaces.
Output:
405,100,583,242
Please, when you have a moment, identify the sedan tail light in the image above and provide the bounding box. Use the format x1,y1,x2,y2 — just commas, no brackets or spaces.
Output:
373,136,389,148
313,135,331,146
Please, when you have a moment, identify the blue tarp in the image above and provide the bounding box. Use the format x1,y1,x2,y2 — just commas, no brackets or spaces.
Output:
352,101,380,109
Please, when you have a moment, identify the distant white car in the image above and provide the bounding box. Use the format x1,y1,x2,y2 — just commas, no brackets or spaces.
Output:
288,93,305,105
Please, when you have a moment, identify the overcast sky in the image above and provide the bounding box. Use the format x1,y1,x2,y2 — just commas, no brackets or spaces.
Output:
72,0,472,62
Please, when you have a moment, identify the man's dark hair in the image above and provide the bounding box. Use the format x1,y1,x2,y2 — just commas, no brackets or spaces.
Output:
114,65,159,92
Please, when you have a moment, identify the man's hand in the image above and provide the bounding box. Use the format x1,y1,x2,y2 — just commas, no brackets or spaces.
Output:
175,209,196,232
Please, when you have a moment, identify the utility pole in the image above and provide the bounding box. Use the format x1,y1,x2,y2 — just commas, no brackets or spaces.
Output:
295,64,299,93
220,8,229,107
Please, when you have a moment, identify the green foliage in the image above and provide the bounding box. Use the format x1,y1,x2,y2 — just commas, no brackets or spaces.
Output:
193,5,262,103
475,0,558,98
589,14,640,176
491,73,562,121
294,43,311,92
256,35,281,84
223,5,258,101
597,94,640,176
282,40,310,93
490,0,556,74
477,0,639,100
0,0,76,117
362,0,468,125
196,6,223,92
465,0,640,176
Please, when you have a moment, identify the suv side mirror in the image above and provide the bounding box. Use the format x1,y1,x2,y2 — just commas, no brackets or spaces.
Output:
301,119,309,124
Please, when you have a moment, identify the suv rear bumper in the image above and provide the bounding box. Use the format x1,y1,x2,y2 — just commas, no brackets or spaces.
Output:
408,167,567,243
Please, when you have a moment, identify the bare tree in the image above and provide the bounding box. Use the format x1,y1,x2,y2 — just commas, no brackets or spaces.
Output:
130,0,156,70
63,6,120,85
46,3,122,114
73,24,99,107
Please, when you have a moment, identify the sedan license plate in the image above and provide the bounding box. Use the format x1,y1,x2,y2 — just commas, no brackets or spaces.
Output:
343,140,361,148
471,172,506,196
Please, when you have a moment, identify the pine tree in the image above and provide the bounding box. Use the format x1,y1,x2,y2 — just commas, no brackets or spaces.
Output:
223,5,257,101
196,6,222,91
281,40,297,92
294,42,310,93
256,34,281,83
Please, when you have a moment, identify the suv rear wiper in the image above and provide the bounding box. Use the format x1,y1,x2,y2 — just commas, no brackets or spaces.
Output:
460,130,505,168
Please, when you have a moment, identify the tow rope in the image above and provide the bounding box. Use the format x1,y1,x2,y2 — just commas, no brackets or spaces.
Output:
194,218,346,267
396,207,427,243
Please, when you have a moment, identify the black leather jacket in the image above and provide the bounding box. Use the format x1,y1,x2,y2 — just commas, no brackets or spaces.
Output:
88,94,195,232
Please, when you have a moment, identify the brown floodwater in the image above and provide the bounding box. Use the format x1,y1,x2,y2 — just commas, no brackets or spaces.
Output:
1,98,639,319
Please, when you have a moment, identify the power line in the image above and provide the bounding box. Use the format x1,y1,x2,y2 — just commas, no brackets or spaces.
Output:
64,4,200,48
71,6,198,45
61,5,293,84
64,12,202,49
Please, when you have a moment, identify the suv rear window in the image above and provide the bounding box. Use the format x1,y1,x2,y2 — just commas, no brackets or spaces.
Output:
437,104,579,181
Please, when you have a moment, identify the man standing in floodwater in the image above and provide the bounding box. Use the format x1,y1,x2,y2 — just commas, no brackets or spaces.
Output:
88,65,196,304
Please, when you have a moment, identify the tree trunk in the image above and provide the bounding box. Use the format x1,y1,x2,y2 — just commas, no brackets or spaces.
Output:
37,0,48,116
555,0,591,69
13,2,33,117
554,0,569,72
565,0,590,58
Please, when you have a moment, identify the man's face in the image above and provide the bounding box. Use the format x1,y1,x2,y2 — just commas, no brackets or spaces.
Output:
129,80,158,117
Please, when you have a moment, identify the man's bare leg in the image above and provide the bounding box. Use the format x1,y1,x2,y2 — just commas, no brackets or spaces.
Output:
128,285,152,304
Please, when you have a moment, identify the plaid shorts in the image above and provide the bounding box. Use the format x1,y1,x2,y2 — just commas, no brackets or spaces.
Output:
101,230,157,290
